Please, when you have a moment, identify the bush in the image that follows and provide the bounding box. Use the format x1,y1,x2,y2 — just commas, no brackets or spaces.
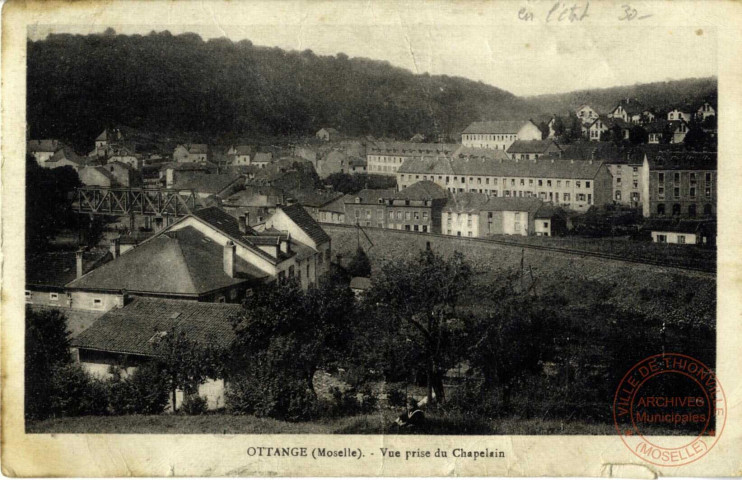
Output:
446,379,503,419
181,395,208,415
328,385,378,416
107,362,170,415
226,374,318,422
46,364,109,417
385,384,407,408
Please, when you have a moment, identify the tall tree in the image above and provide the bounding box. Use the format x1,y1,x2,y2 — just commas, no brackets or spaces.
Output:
363,250,472,404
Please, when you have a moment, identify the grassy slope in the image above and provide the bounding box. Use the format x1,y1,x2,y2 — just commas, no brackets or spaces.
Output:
326,225,715,323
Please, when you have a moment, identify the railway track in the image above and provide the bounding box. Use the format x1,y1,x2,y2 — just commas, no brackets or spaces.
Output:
320,223,716,275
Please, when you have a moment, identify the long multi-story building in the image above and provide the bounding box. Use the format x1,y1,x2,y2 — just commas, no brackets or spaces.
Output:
343,182,448,233
397,155,612,213
461,120,542,151
365,142,459,176
642,151,716,218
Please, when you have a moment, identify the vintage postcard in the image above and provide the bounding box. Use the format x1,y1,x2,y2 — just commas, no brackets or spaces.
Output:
2,0,742,477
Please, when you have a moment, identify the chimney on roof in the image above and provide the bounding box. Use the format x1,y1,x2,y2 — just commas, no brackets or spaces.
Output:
238,214,248,233
224,240,236,278
75,249,84,279
110,236,121,259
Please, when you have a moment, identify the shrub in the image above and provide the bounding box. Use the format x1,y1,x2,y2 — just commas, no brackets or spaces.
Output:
181,395,208,415
107,362,170,415
328,385,378,416
46,364,109,417
385,384,407,408
226,374,317,422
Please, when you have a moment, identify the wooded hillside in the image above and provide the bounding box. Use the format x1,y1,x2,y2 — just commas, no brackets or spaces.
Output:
28,30,717,151
28,30,535,151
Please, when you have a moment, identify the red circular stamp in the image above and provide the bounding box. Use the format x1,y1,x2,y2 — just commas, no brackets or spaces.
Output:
612,353,726,467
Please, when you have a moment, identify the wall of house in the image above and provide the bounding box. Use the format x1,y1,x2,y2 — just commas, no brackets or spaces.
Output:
79,168,112,187
76,349,227,411
398,169,605,213
651,231,699,245
173,146,190,163
442,211,479,237
608,163,644,207
648,169,716,218
25,289,71,308
69,291,125,312
534,218,552,236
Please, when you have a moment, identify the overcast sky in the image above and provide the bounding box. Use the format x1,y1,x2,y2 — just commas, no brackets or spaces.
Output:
29,22,716,97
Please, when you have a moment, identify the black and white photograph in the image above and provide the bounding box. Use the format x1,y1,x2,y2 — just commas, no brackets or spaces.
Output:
3,0,741,477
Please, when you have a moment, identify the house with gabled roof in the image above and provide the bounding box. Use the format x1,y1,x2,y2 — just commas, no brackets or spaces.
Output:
507,139,562,160
71,297,241,410
174,143,209,163
461,120,542,151
575,104,599,124
608,98,644,124
65,205,332,311
46,146,87,171
695,97,716,121
27,139,61,166
667,106,693,123
226,145,254,165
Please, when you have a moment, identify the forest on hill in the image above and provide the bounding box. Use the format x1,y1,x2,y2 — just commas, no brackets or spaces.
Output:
27,30,535,151
28,30,717,152
526,77,717,116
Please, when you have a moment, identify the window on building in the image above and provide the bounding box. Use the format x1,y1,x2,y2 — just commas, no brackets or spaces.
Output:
658,186,665,199
557,180,561,187
657,204,666,215
690,187,696,198
93,298,103,308
674,187,680,199
677,235,686,245
563,193,570,201
672,204,681,215
25,291,31,301
576,181,581,188
616,177,622,184
586,181,591,188
49,292,59,301
674,172,680,184
405,212,411,220
658,173,665,183
705,187,711,198
633,180,638,188
657,234,667,243
706,173,712,183
690,173,697,184
615,191,622,201
529,179,534,186
547,180,552,187
538,180,543,187
423,212,429,220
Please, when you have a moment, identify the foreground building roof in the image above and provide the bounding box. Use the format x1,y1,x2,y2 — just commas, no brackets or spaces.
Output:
72,298,241,356
65,226,262,296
